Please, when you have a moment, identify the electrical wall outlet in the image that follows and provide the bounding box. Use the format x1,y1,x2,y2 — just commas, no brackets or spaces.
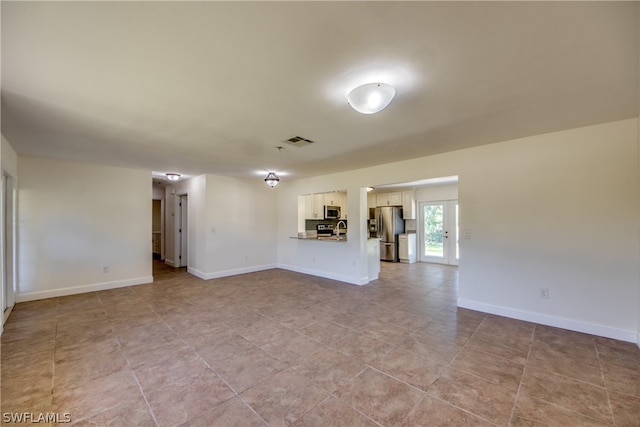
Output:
540,288,549,299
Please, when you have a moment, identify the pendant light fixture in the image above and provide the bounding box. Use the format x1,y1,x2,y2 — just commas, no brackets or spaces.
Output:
264,172,280,187
347,82,396,114
263,146,284,187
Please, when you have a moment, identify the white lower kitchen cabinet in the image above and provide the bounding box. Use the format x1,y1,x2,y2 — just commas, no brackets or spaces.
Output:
399,233,416,263
367,238,380,280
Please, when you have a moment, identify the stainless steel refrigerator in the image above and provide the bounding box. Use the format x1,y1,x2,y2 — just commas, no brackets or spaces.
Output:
376,206,405,262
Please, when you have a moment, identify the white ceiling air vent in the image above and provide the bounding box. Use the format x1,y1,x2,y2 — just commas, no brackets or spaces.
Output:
283,136,315,147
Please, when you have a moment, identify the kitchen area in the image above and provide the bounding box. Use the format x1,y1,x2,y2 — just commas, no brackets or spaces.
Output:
295,188,418,264
289,178,457,285
367,189,417,264
295,191,349,240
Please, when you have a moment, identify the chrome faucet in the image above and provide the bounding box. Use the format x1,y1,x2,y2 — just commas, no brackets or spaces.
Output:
335,221,346,236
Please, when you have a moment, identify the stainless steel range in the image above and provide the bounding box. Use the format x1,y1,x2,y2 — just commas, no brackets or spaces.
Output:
316,224,334,237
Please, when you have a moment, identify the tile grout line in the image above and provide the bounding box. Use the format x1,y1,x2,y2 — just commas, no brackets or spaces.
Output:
158,310,272,425
233,393,270,427
50,297,59,412
129,364,161,427
506,322,536,426
363,363,432,426
97,291,161,427
595,340,618,426
427,313,504,426
506,328,617,426
383,312,501,427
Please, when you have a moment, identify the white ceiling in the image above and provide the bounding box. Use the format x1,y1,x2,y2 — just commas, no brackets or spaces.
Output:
2,2,638,182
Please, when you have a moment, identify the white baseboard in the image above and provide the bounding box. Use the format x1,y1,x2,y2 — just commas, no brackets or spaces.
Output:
188,264,277,280
187,267,207,279
278,263,369,286
458,298,639,345
164,259,176,267
16,276,154,302
190,264,372,286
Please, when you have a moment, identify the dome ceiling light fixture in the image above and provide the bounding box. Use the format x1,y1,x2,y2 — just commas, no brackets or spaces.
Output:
166,173,181,181
347,82,396,114
264,172,280,188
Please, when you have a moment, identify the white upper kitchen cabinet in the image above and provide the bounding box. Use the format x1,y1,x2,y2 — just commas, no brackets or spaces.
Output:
323,192,340,207
367,194,376,209
402,191,416,220
338,192,347,219
323,192,348,219
305,194,324,219
306,192,348,219
377,192,402,207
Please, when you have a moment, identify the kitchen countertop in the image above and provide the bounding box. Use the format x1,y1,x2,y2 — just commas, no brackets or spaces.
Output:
290,235,347,242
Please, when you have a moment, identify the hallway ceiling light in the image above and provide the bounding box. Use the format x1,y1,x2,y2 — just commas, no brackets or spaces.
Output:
166,173,181,181
347,82,396,114
264,172,280,187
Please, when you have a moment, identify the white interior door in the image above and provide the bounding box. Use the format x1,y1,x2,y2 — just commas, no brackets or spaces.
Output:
419,200,459,265
178,195,188,267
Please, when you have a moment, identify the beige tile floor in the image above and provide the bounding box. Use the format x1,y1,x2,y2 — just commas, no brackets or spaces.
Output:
1,261,639,426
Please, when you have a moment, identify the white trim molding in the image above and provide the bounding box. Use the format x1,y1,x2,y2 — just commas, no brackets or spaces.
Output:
458,298,639,345
278,263,368,286
16,276,153,302
188,264,277,281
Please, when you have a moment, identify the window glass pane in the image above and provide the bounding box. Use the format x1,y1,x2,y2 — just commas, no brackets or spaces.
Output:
424,205,444,258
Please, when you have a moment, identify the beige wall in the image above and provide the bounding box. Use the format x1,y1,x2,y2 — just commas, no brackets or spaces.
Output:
17,157,152,300
456,119,638,342
415,184,458,202
204,175,277,278
163,174,278,279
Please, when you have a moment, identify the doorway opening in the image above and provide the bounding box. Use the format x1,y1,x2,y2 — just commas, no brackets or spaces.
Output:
152,199,162,260
419,200,459,265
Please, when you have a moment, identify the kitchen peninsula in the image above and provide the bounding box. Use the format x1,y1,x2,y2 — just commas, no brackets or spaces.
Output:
292,190,380,282
297,190,349,241
290,234,347,241
292,223,347,241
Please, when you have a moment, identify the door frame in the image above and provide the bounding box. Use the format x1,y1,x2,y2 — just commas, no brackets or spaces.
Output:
418,199,459,266
1,171,17,326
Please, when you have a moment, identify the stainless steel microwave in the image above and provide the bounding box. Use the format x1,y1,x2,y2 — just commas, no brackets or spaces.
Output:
324,205,341,219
